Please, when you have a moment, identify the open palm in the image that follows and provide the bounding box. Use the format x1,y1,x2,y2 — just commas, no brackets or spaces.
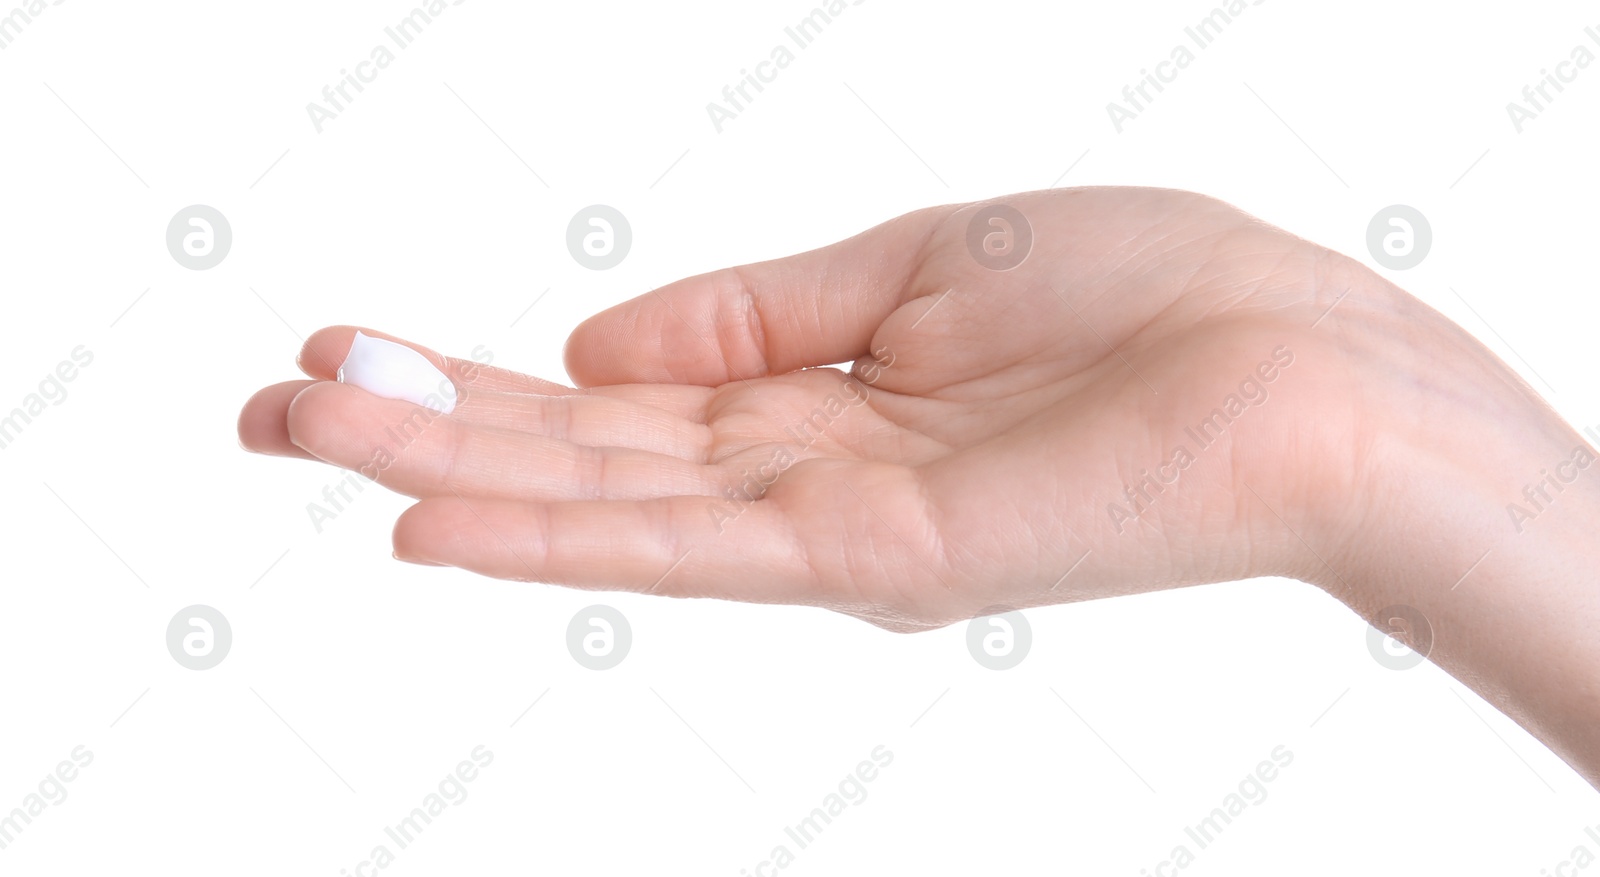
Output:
240,188,1367,630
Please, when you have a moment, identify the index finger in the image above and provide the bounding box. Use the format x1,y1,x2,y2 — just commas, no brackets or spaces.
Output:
297,326,583,396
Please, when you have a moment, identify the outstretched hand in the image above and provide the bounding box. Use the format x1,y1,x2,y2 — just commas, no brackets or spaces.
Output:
239,188,1391,629
242,186,1600,782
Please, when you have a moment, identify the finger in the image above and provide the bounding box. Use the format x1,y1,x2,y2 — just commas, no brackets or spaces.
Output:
297,326,581,396
444,386,713,461
238,380,318,460
285,381,727,501
390,460,966,619
301,325,716,419
564,205,954,387
392,494,820,603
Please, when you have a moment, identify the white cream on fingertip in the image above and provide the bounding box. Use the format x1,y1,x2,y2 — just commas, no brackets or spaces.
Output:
336,331,458,415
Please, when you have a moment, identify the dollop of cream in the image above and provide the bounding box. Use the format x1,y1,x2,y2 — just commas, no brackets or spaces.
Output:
336,331,457,414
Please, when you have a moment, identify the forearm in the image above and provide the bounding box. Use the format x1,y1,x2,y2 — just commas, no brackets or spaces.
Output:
1314,277,1600,786
1346,454,1600,785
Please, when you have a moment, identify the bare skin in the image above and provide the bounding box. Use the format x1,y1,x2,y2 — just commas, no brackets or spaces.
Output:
238,187,1600,787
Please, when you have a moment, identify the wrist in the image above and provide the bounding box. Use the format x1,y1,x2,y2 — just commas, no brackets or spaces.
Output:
1290,265,1600,785
1315,267,1594,599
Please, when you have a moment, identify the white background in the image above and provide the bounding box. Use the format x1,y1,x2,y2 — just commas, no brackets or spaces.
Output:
2,0,1598,873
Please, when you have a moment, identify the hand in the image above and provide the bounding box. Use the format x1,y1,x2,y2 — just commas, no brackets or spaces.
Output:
240,189,1355,625
239,187,1600,784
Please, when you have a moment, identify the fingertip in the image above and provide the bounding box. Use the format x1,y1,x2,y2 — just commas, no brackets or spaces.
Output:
560,314,597,388
392,499,433,557
238,380,319,460
393,496,475,566
298,326,360,380
562,305,636,388
282,379,358,455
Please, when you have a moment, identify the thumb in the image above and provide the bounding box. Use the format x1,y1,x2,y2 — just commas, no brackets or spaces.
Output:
563,206,950,387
